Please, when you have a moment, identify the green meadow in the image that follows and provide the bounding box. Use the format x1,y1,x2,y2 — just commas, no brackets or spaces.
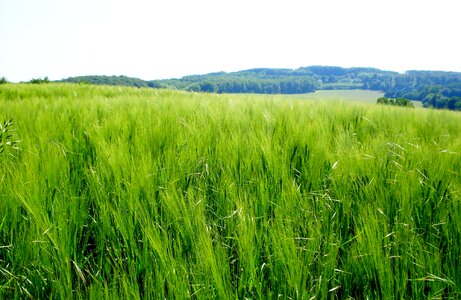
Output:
293,89,423,108
296,89,385,103
0,84,460,299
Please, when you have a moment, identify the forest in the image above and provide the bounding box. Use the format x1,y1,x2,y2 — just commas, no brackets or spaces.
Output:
57,66,461,110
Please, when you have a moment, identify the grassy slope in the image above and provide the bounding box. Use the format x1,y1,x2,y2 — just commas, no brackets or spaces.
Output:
296,89,386,103
241,89,423,107
295,89,423,107
0,84,460,299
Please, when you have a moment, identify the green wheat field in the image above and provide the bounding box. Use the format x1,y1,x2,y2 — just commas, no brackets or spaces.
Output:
1,84,460,299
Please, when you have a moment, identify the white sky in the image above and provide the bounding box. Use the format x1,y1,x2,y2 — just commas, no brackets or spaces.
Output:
1,0,460,82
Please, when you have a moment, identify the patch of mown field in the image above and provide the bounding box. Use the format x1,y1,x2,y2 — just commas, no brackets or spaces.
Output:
298,89,386,103
0,84,460,299
291,89,422,108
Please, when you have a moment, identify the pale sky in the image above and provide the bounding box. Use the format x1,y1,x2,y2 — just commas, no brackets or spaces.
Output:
1,0,460,82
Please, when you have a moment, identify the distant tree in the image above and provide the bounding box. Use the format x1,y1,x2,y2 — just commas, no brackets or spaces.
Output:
29,77,50,84
307,66,347,76
61,75,148,87
148,81,164,88
448,96,461,110
454,99,461,111
198,82,218,93
0,77,8,84
377,97,389,105
377,97,413,107
395,98,413,107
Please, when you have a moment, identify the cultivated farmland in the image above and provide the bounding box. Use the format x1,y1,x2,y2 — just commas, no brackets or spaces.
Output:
0,84,460,298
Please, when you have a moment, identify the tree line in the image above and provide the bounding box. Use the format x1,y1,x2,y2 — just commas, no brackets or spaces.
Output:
53,66,461,111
